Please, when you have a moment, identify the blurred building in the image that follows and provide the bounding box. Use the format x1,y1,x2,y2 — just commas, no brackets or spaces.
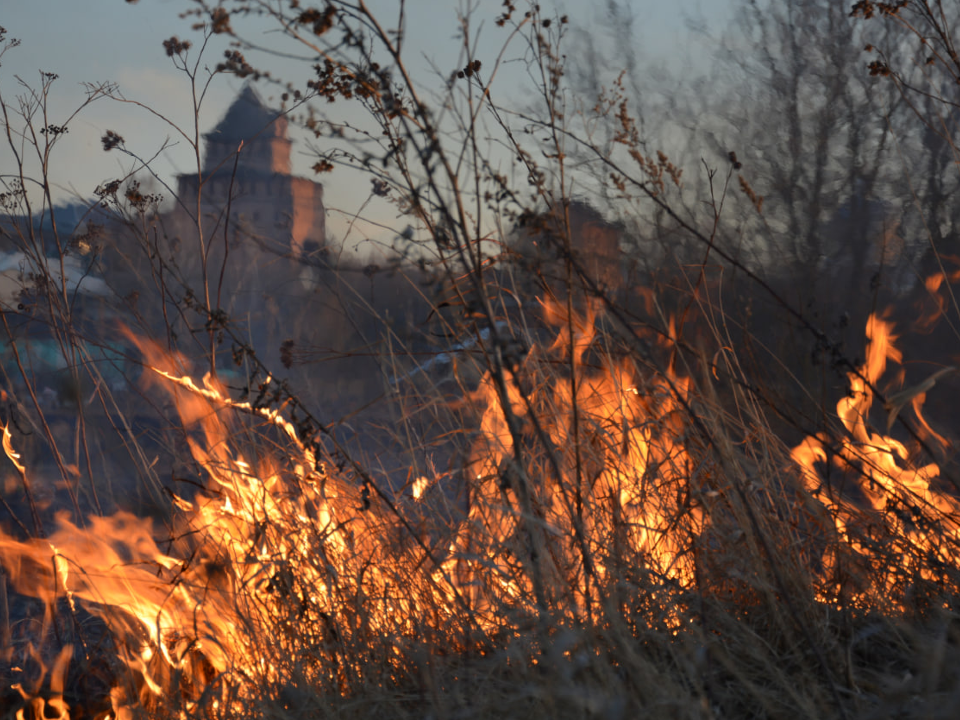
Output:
510,200,623,294
174,84,326,258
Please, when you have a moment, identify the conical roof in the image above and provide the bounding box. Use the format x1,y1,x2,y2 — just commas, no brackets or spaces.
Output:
206,84,282,142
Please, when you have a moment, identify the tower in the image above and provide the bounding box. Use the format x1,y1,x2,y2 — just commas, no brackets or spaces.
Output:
175,84,325,257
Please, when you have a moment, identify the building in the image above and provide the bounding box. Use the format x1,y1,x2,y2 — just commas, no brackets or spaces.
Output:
174,84,326,258
510,200,623,294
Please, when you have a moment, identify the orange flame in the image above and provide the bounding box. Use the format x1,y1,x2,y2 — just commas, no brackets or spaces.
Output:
12,644,72,720
2,300,959,714
916,257,960,333
0,301,710,711
790,313,960,606
456,297,702,619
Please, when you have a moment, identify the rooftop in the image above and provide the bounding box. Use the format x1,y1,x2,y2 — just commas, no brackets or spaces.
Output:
206,84,285,142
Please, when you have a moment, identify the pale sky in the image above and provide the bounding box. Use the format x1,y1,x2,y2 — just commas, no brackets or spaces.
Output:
0,0,731,254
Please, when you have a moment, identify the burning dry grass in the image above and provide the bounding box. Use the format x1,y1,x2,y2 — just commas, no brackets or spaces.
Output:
2,296,960,719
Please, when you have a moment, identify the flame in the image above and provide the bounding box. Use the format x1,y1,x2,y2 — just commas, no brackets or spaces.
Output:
3,422,27,475
0,334,457,712
411,476,430,501
13,644,72,720
0,299,709,712
790,312,960,606
916,256,960,333
456,297,702,619
2,298,960,714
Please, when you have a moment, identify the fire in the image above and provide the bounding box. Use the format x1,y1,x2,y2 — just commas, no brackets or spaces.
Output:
12,645,72,720
790,312,960,606
457,297,702,619
0,338,457,713
916,258,960,333
1,298,959,715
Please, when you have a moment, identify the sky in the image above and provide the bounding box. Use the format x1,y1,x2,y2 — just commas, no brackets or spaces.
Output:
0,0,732,255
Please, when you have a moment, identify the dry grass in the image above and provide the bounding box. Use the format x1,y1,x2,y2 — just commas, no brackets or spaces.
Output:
2,3,960,718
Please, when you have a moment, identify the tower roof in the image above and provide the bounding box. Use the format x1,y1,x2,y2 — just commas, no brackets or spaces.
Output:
206,84,284,142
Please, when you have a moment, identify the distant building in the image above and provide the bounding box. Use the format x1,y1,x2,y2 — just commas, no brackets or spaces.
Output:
0,87,336,423
510,200,623,293
174,84,326,257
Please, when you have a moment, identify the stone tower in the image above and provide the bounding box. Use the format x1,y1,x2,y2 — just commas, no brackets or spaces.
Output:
176,84,325,257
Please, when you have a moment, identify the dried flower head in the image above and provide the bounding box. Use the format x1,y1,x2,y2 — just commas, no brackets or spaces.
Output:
210,7,232,34
101,130,124,151
297,5,337,36
162,36,192,57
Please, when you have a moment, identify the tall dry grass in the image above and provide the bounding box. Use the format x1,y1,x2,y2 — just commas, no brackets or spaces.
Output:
1,3,960,718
